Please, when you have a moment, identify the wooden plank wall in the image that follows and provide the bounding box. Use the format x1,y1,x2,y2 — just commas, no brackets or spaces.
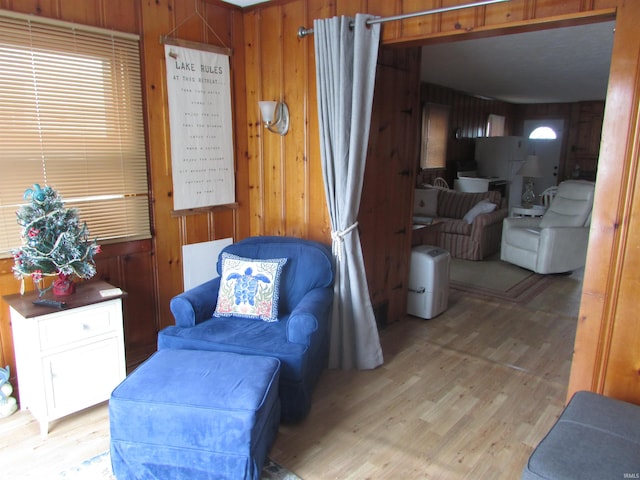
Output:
361,47,421,327
418,88,602,188
0,0,156,391
0,0,246,390
512,101,605,181
567,0,640,403
243,3,422,327
137,0,246,336
2,0,640,406
243,1,331,243
419,82,517,187
229,0,640,404
419,81,606,189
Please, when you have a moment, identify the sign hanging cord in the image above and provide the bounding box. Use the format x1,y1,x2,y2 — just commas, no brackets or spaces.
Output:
162,0,231,52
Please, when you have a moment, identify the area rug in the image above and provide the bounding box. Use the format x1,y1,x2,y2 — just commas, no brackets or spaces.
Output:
56,451,301,480
449,254,553,303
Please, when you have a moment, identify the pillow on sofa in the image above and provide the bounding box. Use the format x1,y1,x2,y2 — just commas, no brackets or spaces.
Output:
413,188,439,217
462,199,497,224
214,253,287,322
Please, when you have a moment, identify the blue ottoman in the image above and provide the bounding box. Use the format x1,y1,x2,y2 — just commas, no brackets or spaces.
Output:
109,349,281,480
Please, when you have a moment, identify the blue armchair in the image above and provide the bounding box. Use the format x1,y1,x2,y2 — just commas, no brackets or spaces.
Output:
158,236,335,422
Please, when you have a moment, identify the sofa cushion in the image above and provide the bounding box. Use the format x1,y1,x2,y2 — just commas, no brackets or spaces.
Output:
159,317,308,381
437,189,500,219
439,219,472,235
214,253,287,322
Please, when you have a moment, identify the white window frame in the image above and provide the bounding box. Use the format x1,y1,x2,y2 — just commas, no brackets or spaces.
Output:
0,11,150,257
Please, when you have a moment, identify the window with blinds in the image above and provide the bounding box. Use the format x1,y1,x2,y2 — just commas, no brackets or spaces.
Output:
0,11,150,257
420,103,450,170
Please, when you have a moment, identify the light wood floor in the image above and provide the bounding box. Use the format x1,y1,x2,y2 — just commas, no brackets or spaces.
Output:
0,269,583,479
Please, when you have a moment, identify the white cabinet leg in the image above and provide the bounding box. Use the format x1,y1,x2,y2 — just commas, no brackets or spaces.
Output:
39,420,49,438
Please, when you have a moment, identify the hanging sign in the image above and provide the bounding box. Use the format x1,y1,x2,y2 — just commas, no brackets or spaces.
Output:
164,44,235,210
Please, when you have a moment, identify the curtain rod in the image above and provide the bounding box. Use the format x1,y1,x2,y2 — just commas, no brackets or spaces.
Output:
297,0,510,38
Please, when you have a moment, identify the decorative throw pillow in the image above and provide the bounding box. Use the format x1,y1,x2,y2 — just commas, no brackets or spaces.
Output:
214,253,287,322
462,199,497,224
413,188,439,217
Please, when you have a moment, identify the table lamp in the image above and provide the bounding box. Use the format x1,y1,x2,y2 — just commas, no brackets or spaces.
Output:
517,155,543,207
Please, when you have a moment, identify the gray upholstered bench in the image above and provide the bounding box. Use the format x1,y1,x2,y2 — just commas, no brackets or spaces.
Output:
523,390,640,479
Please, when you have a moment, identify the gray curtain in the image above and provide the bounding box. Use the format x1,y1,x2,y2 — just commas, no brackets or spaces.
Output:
313,14,383,370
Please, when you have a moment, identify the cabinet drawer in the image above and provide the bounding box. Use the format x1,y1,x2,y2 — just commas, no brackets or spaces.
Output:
38,301,121,351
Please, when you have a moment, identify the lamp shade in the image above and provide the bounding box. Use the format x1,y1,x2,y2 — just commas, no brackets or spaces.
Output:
258,101,278,123
517,155,544,177
258,100,289,135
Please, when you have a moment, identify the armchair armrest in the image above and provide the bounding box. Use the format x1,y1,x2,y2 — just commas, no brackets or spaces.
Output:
537,226,591,273
470,208,509,239
169,277,221,327
286,287,334,345
473,208,509,228
502,216,542,230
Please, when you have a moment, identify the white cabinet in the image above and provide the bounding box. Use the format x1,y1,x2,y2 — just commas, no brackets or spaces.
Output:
5,282,126,437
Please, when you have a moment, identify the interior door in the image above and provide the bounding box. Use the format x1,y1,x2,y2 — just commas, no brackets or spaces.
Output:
523,119,563,198
360,46,421,325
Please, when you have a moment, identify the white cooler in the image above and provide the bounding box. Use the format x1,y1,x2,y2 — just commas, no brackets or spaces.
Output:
407,245,450,319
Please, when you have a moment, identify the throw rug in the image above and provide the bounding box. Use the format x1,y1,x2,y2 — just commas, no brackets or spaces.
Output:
449,254,552,303
56,451,302,480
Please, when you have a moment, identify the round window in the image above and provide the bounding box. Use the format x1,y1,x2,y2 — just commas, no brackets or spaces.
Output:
529,126,557,139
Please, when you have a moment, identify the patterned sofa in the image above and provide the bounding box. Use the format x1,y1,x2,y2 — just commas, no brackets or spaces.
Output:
414,188,508,260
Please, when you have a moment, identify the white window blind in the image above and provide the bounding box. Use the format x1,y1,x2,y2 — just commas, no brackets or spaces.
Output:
0,11,150,257
420,103,449,169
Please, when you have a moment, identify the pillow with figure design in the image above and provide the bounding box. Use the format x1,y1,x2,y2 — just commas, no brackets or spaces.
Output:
213,253,287,322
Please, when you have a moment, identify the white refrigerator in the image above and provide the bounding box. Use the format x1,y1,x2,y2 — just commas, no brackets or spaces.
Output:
474,136,527,210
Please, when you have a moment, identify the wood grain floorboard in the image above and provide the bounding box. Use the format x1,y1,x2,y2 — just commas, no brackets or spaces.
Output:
271,269,582,479
0,268,583,479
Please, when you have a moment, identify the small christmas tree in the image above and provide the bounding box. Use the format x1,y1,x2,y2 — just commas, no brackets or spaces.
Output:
11,184,101,296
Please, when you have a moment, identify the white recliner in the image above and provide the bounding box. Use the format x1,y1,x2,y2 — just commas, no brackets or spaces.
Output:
500,180,595,274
